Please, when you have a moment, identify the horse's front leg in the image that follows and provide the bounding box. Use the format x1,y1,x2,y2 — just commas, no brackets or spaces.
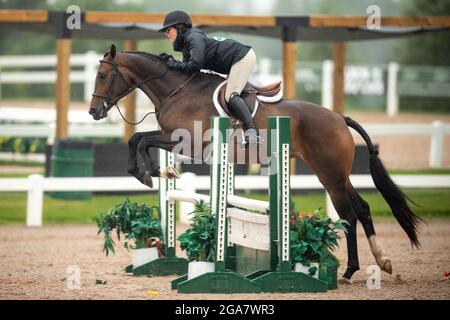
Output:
127,130,162,184
137,133,181,188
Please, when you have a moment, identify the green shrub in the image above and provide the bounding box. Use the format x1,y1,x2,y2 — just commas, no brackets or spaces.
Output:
289,201,347,275
96,198,162,256
178,201,216,262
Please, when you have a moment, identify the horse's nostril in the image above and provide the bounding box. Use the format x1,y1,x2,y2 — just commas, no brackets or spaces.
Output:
89,108,96,115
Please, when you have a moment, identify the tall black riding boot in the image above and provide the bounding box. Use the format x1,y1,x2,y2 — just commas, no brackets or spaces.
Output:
228,92,262,145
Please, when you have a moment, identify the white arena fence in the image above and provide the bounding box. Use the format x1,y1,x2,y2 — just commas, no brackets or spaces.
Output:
2,53,449,117
0,121,448,168
0,173,449,227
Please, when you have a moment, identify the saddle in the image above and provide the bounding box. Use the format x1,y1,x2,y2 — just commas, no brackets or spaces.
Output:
215,80,283,118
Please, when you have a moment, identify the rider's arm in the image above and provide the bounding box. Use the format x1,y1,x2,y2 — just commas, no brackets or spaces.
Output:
167,33,205,74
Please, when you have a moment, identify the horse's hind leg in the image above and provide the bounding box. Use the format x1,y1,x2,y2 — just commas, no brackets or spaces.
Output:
127,130,161,184
326,181,360,282
137,133,181,188
349,186,392,274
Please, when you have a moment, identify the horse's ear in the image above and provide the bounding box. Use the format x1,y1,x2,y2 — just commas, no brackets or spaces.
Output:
110,44,116,59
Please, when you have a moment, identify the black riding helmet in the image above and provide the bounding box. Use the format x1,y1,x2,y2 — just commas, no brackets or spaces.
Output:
159,10,192,32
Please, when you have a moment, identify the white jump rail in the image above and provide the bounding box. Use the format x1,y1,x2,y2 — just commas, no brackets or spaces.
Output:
1,173,450,227
227,195,269,212
166,189,209,204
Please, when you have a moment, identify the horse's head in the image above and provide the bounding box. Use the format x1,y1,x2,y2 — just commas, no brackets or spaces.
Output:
89,44,132,120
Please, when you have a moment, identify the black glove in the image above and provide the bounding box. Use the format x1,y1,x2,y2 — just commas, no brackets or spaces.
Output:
166,57,180,69
159,53,173,62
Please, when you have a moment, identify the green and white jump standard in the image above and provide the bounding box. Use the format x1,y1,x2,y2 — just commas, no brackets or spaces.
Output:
171,117,260,293
244,117,328,292
128,150,189,276
169,116,328,293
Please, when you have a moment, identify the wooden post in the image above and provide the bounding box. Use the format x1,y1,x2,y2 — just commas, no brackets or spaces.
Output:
52,11,72,140
282,27,298,174
282,42,297,99
332,42,346,114
55,38,71,139
123,40,137,143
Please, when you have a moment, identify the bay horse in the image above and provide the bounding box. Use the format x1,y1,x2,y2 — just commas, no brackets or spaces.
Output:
89,44,422,282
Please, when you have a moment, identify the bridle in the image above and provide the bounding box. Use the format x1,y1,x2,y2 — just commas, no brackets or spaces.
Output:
91,57,167,123
91,55,198,125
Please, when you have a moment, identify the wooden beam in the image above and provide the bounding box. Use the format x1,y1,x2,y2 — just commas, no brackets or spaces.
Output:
123,40,137,143
332,42,346,115
0,10,48,22
380,16,450,26
0,11,447,28
85,11,275,26
282,41,297,99
309,16,450,27
85,11,165,24
192,15,275,26
55,39,71,139
282,40,298,174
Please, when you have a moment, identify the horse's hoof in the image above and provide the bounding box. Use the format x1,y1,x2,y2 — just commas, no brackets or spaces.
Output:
143,171,153,188
380,258,393,274
160,166,180,179
368,236,392,274
339,277,353,285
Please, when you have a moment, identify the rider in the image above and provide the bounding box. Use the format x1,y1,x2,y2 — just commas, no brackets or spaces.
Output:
158,10,262,145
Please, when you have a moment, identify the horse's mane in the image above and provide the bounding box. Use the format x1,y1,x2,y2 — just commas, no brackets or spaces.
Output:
124,51,163,62
119,50,226,82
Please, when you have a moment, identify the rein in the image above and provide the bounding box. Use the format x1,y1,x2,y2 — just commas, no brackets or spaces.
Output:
159,72,198,107
92,56,198,125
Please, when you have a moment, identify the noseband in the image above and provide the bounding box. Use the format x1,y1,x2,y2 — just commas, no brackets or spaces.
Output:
92,57,168,115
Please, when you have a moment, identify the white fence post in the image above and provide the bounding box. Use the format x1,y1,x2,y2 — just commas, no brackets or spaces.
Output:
387,62,399,117
259,58,271,76
47,122,56,145
178,172,197,225
0,66,2,101
325,191,339,222
429,120,444,168
321,60,333,109
26,174,44,227
84,51,98,102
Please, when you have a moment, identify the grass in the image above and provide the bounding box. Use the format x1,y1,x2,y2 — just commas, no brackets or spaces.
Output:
0,160,45,167
388,168,450,175
0,188,449,225
1,163,449,225
242,189,450,219
0,172,43,178
0,192,159,225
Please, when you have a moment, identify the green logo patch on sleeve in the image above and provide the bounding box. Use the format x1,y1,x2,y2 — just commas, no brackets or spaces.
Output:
213,35,228,42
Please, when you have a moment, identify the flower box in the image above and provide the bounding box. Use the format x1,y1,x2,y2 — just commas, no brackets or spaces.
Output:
294,262,319,278
187,261,215,280
132,247,159,268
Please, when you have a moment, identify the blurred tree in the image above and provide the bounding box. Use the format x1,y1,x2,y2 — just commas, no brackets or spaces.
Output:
0,0,148,55
0,0,44,9
0,0,147,100
396,0,450,113
399,0,450,65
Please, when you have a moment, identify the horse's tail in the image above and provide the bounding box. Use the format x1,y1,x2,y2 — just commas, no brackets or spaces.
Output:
344,116,423,248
